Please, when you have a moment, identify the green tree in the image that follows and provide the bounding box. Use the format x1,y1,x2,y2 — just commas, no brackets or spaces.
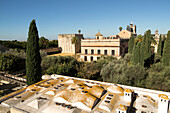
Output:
78,30,81,34
0,54,25,73
134,34,143,44
119,27,122,32
39,37,49,49
128,34,134,54
143,30,151,60
162,31,170,66
26,20,41,85
146,63,170,92
143,30,152,67
131,41,144,66
157,35,162,56
48,40,58,48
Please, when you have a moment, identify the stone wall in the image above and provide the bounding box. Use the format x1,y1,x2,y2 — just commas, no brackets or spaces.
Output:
58,34,83,54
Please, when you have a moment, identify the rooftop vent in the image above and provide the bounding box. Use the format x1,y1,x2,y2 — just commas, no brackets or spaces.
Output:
106,97,112,100
108,94,113,97
82,91,88,93
105,100,110,103
54,87,58,89
31,89,36,91
71,88,75,91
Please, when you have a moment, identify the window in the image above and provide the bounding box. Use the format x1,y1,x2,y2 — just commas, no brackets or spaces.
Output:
112,50,115,55
91,49,94,54
128,94,130,96
164,100,166,102
104,50,107,55
90,56,93,61
97,50,101,55
97,36,99,39
85,49,88,54
84,56,87,61
97,57,100,60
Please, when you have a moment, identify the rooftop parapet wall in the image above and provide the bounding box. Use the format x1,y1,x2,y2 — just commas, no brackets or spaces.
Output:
58,34,83,38
81,39,121,47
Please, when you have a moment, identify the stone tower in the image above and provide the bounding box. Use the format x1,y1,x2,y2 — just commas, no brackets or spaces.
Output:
58,34,83,54
126,22,136,34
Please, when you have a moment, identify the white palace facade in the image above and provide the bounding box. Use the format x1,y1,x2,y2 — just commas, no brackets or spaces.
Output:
58,23,137,62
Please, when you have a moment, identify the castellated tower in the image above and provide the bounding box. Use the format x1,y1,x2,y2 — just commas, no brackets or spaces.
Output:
126,22,136,34
158,94,169,113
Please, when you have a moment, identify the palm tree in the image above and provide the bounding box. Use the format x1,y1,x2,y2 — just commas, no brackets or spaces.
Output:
78,30,81,34
72,36,79,57
119,27,123,32
134,34,143,44
134,34,157,45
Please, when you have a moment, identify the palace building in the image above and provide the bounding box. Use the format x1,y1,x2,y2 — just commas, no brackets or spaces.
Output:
58,23,137,62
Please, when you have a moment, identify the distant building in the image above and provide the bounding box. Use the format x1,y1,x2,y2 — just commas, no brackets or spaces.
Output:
151,30,167,53
80,22,137,62
58,23,137,62
58,34,83,54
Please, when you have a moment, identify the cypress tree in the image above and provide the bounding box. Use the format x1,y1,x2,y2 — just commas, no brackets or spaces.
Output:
128,34,134,54
26,20,41,85
143,30,151,60
162,31,170,66
139,41,144,66
131,41,144,66
143,30,152,67
157,35,162,56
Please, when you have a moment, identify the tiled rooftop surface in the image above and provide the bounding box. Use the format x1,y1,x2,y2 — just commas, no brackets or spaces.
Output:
0,74,169,113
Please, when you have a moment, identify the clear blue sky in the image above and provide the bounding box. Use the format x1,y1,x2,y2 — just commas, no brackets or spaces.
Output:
0,0,170,41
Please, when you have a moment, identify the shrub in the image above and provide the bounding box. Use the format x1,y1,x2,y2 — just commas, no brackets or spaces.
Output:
42,56,79,77
146,63,170,92
0,54,25,72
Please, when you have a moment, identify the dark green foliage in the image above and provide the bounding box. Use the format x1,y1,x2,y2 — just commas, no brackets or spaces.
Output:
2,49,26,59
162,31,170,66
101,60,147,87
77,62,100,80
146,63,170,91
119,27,122,31
101,60,127,82
41,56,79,77
0,54,25,73
157,35,162,56
128,34,134,54
131,41,144,66
77,56,117,81
121,65,147,87
48,40,58,48
39,37,49,49
123,53,132,63
0,40,27,50
26,20,41,85
143,30,152,60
